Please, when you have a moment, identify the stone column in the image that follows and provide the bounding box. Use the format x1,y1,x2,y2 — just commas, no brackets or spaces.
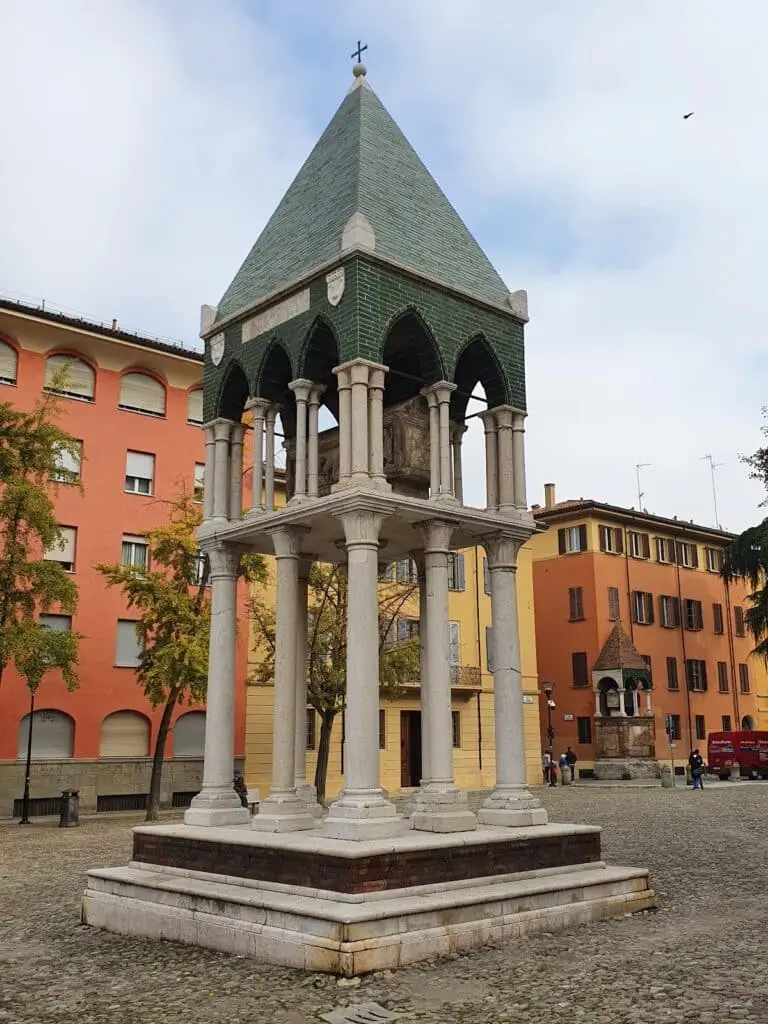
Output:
333,365,352,489
437,383,457,498
185,544,249,826
477,535,548,827
410,521,476,833
212,419,232,521
324,511,403,840
368,364,390,490
350,362,371,483
307,386,324,498
451,423,467,505
289,379,312,502
422,388,440,498
594,691,602,717
415,555,430,782
202,423,216,521
616,687,627,717
495,407,516,513
264,405,278,511
246,398,269,512
294,557,320,814
228,423,245,521
512,412,527,510
253,527,315,832
645,688,652,716
480,411,499,510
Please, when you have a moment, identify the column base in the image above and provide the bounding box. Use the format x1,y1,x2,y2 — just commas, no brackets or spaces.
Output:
408,783,477,833
252,793,317,833
476,786,548,828
184,789,251,827
323,790,405,841
296,781,324,819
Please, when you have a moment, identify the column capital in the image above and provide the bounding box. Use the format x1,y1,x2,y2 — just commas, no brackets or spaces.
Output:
421,386,439,409
288,378,314,402
268,525,311,560
479,409,498,433
493,406,515,430
450,421,469,441
512,411,527,430
484,534,522,570
209,418,234,442
368,364,388,391
201,543,241,579
264,403,280,424
416,519,454,553
421,380,457,403
341,510,384,547
307,384,326,407
230,422,246,444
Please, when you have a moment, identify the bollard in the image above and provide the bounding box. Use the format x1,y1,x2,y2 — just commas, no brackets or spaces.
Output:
729,763,741,782
59,789,80,828
560,767,571,787
660,767,674,788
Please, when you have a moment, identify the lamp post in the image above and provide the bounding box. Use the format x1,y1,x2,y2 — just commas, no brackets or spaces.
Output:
542,681,555,754
19,685,38,826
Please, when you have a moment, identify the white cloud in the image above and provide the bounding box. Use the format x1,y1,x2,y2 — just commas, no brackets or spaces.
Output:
0,0,764,529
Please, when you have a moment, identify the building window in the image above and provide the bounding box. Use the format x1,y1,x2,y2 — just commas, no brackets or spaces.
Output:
115,620,142,668
394,558,418,585
568,587,584,621
125,451,155,495
738,664,750,694
572,652,589,687
695,715,706,741
379,709,386,750
121,535,149,569
734,606,746,637
598,525,623,554
641,654,653,679
396,617,419,643
194,463,205,502
44,354,95,402
0,340,18,385
659,595,680,628
44,526,76,572
449,622,460,683
577,717,592,744
17,709,75,759
666,656,679,691
722,715,732,732
717,661,729,693
683,599,704,631
447,553,465,591
713,603,724,634
705,547,724,573
451,710,461,748
53,440,82,483
686,659,708,692
187,388,203,426
629,531,651,559
676,541,699,569
607,587,620,621
655,537,675,563
665,714,682,741
118,372,166,417
558,525,587,554
483,557,491,595
39,613,72,631
306,708,316,751
631,590,654,625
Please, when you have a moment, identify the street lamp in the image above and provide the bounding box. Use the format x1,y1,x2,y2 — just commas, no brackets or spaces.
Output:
542,681,556,754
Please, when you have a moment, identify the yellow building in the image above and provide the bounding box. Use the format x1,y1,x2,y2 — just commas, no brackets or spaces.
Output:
244,478,542,799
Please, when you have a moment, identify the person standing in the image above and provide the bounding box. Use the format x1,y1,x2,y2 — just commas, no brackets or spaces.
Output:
565,746,578,783
543,751,552,787
558,751,570,786
689,749,705,790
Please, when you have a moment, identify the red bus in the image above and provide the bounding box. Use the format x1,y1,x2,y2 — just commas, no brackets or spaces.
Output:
707,731,768,780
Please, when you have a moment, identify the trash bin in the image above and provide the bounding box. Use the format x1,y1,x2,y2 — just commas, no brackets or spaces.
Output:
660,766,674,788
59,789,80,828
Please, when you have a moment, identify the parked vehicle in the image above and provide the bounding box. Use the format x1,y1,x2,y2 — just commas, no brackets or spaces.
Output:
707,731,768,780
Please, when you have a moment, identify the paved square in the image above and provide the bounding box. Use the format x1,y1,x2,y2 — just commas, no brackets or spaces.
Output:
1,785,767,1023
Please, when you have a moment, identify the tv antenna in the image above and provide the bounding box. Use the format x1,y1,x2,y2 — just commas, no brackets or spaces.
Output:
700,454,724,529
635,463,651,509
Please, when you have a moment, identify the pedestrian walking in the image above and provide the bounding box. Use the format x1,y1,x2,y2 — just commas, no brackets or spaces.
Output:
543,751,552,787
565,745,578,783
689,749,705,791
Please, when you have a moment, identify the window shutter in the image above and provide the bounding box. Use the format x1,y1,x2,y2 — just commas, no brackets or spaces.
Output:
39,614,71,631
116,620,142,667
44,526,76,564
673,597,680,627
17,710,74,759
126,451,155,479
119,373,166,415
578,524,588,551
45,355,95,398
397,618,409,643
696,602,704,629
100,711,150,757
187,389,203,424
691,545,699,569
558,529,566,555
668,540,677,564
457,553,466,590
483,557,490,594
645,593,654,624
0,341,18,383
599,526,607,552
486,626,495,672
631,591,639,623
448,621,460,666
642,534,651,559
174,711,206,757
615,528,624,554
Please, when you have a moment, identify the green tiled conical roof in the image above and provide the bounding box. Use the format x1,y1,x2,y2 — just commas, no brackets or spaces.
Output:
215,73,510,323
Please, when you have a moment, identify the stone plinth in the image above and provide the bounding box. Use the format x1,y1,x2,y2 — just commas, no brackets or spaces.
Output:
594,717,660,780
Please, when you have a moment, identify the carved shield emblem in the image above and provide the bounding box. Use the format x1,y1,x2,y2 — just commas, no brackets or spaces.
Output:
210,333,225,367
326,267,345,307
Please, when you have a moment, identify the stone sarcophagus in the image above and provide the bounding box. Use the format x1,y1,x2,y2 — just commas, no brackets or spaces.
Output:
593,717,660,780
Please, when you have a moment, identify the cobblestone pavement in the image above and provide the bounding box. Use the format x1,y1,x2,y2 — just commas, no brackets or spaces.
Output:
2,785,768,1024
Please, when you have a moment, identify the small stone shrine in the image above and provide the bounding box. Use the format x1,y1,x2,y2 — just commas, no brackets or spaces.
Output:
82,60,655,974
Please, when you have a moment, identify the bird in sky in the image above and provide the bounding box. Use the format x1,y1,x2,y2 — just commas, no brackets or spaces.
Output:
683,112,695,119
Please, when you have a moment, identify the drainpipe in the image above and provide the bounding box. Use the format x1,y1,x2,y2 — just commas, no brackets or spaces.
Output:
674,531,694,753
723,576,740,728
474,545,483,771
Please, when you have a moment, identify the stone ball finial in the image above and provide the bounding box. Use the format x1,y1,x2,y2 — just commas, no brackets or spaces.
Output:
352,63,367,78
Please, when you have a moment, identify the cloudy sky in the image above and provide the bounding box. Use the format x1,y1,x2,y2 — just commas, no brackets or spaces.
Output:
1,0,766,531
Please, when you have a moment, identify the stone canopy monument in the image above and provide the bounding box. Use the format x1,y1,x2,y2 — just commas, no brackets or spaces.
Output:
83,61,654,974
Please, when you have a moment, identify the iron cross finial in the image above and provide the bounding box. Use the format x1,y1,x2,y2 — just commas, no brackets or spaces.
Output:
351,40,368,64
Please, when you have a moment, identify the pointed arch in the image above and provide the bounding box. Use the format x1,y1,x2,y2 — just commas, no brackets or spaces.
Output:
451,333,508,422
215,359,249,421
297,316,341,420
381,307,445,409
254,339,295,436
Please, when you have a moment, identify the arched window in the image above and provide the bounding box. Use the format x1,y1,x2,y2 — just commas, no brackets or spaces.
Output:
44,354,95,402
99,711,151,757
17,710,74,759
0,340,18,385
173,711,206,757
119,372,166,417
741,715,755,731
187,388,203,425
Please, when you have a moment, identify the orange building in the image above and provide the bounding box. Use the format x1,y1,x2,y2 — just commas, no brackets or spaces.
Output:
0,297,250,816
529,483,763,773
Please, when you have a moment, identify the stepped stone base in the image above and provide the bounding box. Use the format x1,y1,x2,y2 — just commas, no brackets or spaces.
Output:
593,759,662,781
82,822,655,974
